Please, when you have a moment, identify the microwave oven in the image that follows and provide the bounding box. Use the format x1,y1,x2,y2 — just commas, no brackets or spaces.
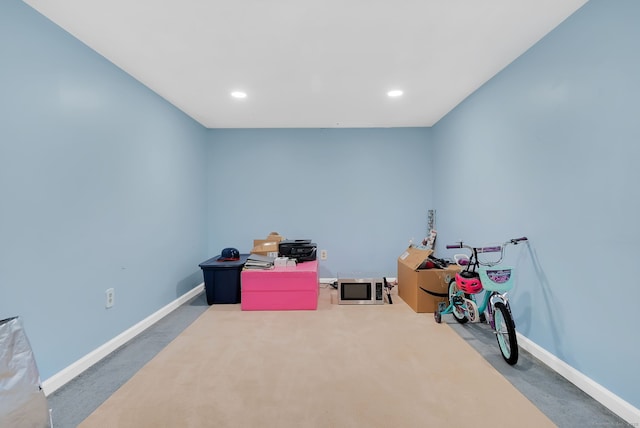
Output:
337,278,384,305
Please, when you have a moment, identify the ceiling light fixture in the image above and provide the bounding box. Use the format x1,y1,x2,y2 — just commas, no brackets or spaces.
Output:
387,90,403,97
231,91,247,99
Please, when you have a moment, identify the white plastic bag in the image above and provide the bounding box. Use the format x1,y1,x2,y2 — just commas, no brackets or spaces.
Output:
0,317,50,428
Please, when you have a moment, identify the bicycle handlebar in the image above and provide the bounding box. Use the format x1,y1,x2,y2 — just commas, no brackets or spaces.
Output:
446,237,528,267
446,237,528,250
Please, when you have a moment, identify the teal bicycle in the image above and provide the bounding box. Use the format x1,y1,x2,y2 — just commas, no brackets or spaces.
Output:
434,237,528,365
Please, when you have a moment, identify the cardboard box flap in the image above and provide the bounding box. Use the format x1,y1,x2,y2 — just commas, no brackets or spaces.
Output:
397,246,433,270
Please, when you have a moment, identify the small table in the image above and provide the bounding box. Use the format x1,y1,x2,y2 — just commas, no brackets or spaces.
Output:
241,260,318,310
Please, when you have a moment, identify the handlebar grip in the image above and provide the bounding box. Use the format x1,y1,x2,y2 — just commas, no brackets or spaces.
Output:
446,243,462,249
512,237,528,243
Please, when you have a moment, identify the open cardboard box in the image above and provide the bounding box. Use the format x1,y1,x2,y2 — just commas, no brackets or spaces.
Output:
251,232,284,257
252,232,284,247
397,246,460,313
251,241,279,257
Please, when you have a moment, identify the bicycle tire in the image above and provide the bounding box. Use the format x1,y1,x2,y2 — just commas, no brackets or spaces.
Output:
494,301,518,365
448,278,468,324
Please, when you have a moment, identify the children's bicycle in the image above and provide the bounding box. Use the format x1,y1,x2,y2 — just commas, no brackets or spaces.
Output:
434,237,528,365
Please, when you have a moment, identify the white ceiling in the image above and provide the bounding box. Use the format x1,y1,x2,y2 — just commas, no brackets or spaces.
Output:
23,0,587,129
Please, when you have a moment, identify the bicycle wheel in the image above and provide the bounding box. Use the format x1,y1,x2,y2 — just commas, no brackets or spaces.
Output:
493,302,518,365
448,278,468,324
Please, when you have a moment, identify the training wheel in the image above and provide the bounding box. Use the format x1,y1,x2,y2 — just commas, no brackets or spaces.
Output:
434,310,442,324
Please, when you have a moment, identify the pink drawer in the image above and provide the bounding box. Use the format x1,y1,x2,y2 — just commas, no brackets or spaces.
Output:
241,260,318,310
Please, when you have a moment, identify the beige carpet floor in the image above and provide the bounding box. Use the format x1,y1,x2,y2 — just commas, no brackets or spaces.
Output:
79,286,555,428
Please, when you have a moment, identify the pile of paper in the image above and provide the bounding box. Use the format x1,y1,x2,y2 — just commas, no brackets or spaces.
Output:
244,254,275,270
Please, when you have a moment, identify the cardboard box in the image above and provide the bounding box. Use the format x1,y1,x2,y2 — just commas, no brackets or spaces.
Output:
253,232,284,248
397,246,460,313
251,241,279,257
251,232,284,257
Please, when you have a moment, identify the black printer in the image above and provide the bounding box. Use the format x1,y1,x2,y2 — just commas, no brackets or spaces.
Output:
278,239,317,262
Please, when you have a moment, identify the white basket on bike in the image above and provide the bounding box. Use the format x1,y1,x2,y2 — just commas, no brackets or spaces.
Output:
479,266,514,293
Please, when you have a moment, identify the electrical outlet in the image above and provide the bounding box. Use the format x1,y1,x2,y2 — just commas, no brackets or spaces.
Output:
105,288,115,308
320,249,328,260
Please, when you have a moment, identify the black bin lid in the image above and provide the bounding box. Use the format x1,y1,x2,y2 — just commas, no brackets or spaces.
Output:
199,254,249,269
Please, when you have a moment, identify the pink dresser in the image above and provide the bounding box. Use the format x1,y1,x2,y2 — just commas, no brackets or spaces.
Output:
241,260,319,310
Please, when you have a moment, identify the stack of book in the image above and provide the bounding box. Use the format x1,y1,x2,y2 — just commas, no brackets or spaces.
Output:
244,254,275,270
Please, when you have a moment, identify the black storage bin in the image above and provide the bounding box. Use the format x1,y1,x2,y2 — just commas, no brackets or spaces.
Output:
199,254,249,304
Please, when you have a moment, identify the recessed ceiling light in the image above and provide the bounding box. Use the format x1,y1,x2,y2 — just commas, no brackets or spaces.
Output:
387,90,403,97
231,91,247,99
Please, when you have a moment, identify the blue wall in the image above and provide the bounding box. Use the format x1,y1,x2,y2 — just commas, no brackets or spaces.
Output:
0,0,209,379
3,0,638,414
432,0,639,409
207,128,433,278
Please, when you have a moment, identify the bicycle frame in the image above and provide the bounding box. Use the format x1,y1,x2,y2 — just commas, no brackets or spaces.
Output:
443,285,510,327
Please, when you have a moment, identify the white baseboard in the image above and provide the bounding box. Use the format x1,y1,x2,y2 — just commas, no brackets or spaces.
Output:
41,283,204,396
517,332,640,426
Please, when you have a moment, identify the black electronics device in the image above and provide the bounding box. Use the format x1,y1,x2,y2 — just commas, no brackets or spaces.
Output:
278,239,317,262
